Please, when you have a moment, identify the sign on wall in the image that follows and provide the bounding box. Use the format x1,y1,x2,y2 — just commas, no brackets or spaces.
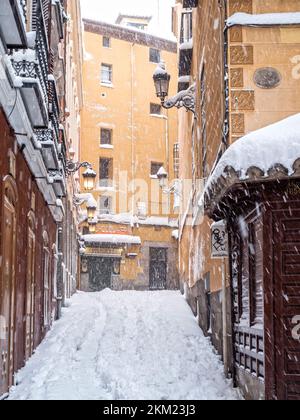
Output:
211,221,228,258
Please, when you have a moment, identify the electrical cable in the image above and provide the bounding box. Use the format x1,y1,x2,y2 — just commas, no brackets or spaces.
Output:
7,89,18,119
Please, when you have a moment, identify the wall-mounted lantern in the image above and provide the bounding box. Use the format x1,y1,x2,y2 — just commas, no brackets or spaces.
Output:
153,62,195,115
87,203,97,220
88,218,97,234
82,168,97,191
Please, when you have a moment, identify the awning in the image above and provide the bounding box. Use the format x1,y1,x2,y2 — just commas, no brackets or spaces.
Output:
202,113,300,215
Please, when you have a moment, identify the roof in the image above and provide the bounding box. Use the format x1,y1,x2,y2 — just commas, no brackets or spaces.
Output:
83,19,177,52
227,12,300,28
202,113,300,214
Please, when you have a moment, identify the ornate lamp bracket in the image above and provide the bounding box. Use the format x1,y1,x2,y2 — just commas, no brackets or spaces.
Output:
162,84,196,115
66,160,91,177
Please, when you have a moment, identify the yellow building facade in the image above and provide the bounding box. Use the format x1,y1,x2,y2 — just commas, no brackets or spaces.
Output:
174,0,300,400
80,17,179,291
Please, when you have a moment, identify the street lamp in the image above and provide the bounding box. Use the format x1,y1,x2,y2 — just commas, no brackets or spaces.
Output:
87,202,97,219
82,168,97,191
88,218,97,233
157,166,181,197
153,62,195,114
153,62,170,103
157,166,168,189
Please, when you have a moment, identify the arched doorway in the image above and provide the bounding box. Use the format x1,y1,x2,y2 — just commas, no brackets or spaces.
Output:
0,176,18,396
24,212,36,362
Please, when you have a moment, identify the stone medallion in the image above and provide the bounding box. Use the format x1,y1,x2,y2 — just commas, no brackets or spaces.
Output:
254,67,282,89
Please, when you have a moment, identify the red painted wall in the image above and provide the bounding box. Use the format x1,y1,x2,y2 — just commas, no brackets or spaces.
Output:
0,109,57,374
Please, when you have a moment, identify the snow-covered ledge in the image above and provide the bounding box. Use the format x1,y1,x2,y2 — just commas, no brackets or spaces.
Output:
201,113,300,212
82,234,142,246
227,12,300,28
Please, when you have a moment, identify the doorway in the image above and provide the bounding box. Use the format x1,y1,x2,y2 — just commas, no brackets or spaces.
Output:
88,257,114,292
0,177,17,396
24,214,36,362
149,248,167,290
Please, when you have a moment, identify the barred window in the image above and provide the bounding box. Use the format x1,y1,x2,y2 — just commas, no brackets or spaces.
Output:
173,143,180,179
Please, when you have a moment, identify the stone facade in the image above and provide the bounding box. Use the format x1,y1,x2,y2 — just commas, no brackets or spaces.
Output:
79,17,179,291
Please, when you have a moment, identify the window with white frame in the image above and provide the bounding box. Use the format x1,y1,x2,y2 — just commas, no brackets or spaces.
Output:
101,64,112,84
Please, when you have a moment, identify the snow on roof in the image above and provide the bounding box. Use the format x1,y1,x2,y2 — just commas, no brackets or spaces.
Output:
227,12,300,28
84,19,177,44
82,234,142,245
202,113,300,207
97,213,178,228
115,13,152,24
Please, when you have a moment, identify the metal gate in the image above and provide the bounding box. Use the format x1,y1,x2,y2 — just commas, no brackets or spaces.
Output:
149,248,167,290
88,257,113,292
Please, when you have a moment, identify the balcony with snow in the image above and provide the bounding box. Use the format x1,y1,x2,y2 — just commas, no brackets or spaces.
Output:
10,47,49,129
0,0,27,49
35,127,60,172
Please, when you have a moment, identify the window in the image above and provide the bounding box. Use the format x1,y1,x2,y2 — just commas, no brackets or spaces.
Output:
149,48,161,63
101,64,112,84
100,128,112,145
127,22,147,30
99,196,112,214
151,162,163,177
150,103,162,116
180,11,193,44
238,216,264,327
103,36,111,48
99,158,113,187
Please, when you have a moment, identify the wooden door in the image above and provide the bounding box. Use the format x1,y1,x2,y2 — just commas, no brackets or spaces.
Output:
0,195,16,396
150,248,167,290
270,209,300,400
25,225,35,361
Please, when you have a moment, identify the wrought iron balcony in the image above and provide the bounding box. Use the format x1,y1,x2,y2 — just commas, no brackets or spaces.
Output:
0,0,27,48
49,170,66,198
36,128,59,171
10,1,50,129
10,49,49,128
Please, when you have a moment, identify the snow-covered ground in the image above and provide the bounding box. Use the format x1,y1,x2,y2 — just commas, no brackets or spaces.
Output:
8,290,239,401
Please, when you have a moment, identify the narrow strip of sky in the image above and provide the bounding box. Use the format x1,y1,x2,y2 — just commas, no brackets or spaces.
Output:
80,0,175,39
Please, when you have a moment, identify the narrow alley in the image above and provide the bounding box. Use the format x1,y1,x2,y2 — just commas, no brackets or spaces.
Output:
8,291,238,401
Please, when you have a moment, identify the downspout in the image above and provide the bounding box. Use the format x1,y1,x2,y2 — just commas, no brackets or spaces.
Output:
56,225,63,319
220,0,230,378
130,43,135,218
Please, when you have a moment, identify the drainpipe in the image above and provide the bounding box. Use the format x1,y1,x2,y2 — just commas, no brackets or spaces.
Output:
130,43,135,218
56,225,64,319
222,256,229,376
223,0,233,379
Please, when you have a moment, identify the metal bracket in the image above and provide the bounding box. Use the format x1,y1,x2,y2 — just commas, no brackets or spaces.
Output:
162,84,196,115
65,160,91,177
